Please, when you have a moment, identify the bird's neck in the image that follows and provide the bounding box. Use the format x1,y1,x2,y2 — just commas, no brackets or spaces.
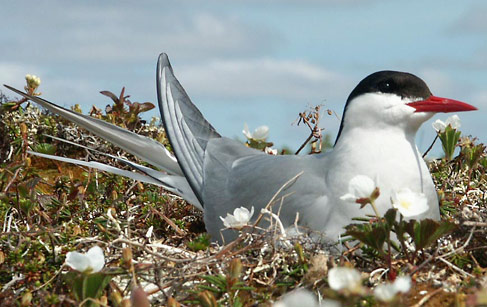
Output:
336,124,416,148
329,125,423,181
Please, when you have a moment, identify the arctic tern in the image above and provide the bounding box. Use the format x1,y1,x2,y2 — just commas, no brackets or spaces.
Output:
4,53,477,242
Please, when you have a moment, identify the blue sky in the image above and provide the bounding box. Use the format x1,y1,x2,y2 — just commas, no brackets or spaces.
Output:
1,0,486,153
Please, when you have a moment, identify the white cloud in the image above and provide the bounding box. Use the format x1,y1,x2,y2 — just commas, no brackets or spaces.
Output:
176,57,349,101
449,5,487,34
1,2,278,63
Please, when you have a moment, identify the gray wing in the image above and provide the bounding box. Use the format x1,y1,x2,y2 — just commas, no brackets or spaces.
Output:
157,53,221,205
3,85,182,176
202,138,330,242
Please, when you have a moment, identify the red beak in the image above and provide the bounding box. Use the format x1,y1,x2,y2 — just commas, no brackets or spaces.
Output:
407,95,477,113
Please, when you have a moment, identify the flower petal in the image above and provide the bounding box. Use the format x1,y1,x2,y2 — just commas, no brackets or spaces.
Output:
432,119,446,132
86,246,105,273
374,283,397,302
393,276,411,293
392,188,428,217
349,175,375,199
340,193,357,202
220,206,254,229
445,114,461,130
328,267,362,292
242,123,252,139
274,289,319,307
65,251,90,272
252,125,269,141
249,206,254,219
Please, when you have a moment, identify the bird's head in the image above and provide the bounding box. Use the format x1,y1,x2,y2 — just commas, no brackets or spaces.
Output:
335,71,477,144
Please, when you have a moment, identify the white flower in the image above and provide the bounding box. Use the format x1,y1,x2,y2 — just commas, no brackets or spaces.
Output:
374,283,396,302
392,188,429,217
340,175,377,202
273,289,320,307
328,267,363,293
432,115,461,133
265,147,278,155
25,74,41,87
243,123,269,141
220,206,254,229
393,276,412,293
65,246,105,273
374,276,411,302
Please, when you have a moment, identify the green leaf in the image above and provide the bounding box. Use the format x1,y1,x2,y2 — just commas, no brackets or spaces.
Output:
187,233,211,251
99,90,119,104
197,285,222,293
136,102,155,113
68,272,112,306
202,275,227,290
32,143,57,155
406,219,456,250
17,185,29,198
462,143,486,170
439,126,461,161
384,208,397,229
231,285,256,291
233,296,243,307
345,223,387,256
394,219,407,245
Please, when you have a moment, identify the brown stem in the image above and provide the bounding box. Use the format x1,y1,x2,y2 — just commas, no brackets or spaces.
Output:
423,134,439,158
295,133,313,155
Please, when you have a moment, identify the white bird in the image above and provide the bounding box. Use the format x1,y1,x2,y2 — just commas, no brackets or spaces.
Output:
4,53,477,243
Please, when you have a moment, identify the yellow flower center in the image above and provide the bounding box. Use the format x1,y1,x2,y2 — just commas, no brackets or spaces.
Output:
400,200,412,210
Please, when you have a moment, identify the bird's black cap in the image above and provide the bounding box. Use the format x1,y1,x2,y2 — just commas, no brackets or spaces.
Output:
335,71,432,144
347,70,432,103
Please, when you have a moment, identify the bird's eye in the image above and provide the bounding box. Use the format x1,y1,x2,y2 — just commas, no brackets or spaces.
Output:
378,80,394,93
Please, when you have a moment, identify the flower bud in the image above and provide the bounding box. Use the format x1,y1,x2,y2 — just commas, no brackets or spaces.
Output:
295,243,305,264
25,74,41,91
122,247,132,266
21,291,32,307
130,286,150,307
73,225,82,236
229,258,242,279
198,291,217,307
111,190,118,200
33,76,41,87
110,290,123,305
371,187,380,201
20,123,28,135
